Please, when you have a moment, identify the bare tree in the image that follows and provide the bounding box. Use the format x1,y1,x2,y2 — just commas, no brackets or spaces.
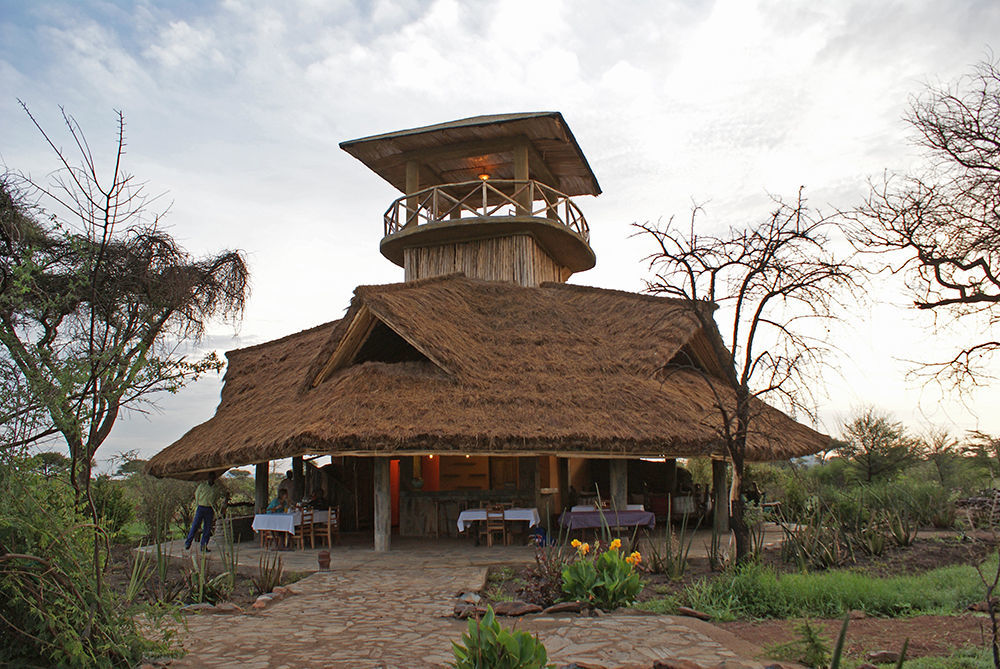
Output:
0,106,249,588
637,189,860,562
852,56,1000,389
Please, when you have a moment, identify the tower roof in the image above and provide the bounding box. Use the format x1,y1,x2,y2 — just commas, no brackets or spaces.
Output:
340,112,602,196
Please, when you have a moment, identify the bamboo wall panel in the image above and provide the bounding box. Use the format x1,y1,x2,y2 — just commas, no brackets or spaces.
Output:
403,235,568,286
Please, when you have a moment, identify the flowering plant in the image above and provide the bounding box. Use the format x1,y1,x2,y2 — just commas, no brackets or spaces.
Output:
560,538,642,610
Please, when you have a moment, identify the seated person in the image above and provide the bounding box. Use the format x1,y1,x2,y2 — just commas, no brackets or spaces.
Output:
304,489,328,509
266,489,290,513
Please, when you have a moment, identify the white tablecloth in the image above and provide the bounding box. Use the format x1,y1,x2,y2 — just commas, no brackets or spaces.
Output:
456,507,541,532
252,510,329,536
571,504,644,512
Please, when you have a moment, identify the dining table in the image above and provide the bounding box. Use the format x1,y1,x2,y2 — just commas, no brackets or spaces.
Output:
558,506,655,530
456,507,541,533
252,509,330,537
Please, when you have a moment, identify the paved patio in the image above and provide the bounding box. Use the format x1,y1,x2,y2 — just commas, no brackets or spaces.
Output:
147,528,784,668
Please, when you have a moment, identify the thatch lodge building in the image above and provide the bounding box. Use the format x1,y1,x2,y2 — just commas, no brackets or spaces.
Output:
147,112,829,550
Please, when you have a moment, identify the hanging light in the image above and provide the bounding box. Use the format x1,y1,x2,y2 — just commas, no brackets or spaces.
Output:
478,172,490,181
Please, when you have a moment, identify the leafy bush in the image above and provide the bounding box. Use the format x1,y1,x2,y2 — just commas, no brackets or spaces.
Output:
0,460,174,667
560,539,642,610
451,605,552,669
91,476,134,543
127,474,195,542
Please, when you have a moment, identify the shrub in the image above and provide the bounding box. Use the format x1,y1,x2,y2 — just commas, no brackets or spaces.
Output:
519,541,572,607
0,460,174,667
561,539,642,610
764,619,830,668
680,559,987,621
91,475,134,543
451,605,551,669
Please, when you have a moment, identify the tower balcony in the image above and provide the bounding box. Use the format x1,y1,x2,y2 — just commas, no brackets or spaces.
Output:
380,178,595,275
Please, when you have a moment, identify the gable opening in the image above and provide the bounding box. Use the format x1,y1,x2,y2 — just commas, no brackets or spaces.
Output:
352,320,429,365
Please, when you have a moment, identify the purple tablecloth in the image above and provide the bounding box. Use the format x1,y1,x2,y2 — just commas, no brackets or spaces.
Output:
558,509,656,530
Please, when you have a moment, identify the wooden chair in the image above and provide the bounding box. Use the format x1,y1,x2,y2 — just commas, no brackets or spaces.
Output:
480,504,507,547
295,508,315,550
316,506,340,547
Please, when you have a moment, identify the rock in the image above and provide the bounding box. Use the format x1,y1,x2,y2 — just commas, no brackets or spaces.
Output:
653,660,703,669
763,664,789,669
453,604,487,619
590,607,603,616
969,600,996,612
492,601,543,616
557,663,607,669
181,603,215,614
459,591,481,604
251,595,273,610
272,585,297,596
214,602,243,614
676,606,712,621
711,662,759,669
849,609,868,619
543,601,584,614
866,650,899,663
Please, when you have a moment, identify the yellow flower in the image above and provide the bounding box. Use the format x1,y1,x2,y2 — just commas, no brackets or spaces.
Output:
571,539,581,548
625,550,642,566
580,542,590,555
609,538,622,551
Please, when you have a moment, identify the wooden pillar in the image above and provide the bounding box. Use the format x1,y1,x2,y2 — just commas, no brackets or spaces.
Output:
254,462,269,514
712,458,729,535
292,456,304,502
664,458,677,521
405,160,420,227
374,457,391,552
513,143,530,216
557,457,570,511
609,459,628,510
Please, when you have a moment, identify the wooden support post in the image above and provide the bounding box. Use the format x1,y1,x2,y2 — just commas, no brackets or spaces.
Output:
292,456,304,502
557,457,570,511
712,458,729,535
609,459,628,510
664,458,677,521
513,143,530,216
374,457,391,552
254,462,269,514
405,160,420,227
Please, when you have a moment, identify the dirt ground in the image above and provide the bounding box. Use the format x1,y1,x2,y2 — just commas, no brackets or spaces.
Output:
720,614,990,661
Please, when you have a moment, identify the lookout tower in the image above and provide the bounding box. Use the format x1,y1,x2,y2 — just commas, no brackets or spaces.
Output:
340,112,601,287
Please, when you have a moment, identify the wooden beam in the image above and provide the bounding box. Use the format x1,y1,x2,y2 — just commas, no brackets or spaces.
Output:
513,142,530,216
373,457,391,552
609,459,628,510
405,160,420,227
254,462,269,514
557,457,570,512
311,306,376,387
373,135,560,189
292,456,304,502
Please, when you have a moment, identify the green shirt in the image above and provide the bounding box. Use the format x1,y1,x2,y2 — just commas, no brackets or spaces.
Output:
194,481,219,507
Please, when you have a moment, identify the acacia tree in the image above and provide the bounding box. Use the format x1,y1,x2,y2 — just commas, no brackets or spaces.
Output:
0,107,249,584
637,190,859,562
853,56,1000,389
838,407,914,483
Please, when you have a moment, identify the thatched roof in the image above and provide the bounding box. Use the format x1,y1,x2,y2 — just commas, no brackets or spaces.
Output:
339,112,601,197
147,275,829,479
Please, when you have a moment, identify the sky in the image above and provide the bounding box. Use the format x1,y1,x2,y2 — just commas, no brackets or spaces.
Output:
2,0,999,471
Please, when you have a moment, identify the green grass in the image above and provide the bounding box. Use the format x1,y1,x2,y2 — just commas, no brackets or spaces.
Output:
635,556,994,621
843,646,994,668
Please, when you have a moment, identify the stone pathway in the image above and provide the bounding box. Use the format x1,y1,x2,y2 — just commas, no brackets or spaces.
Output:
167,542,772,668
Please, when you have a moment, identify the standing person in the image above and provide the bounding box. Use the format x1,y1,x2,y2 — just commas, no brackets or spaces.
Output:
185,472,221,552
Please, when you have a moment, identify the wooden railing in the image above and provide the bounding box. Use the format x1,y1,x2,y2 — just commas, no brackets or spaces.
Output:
383,179,589,241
